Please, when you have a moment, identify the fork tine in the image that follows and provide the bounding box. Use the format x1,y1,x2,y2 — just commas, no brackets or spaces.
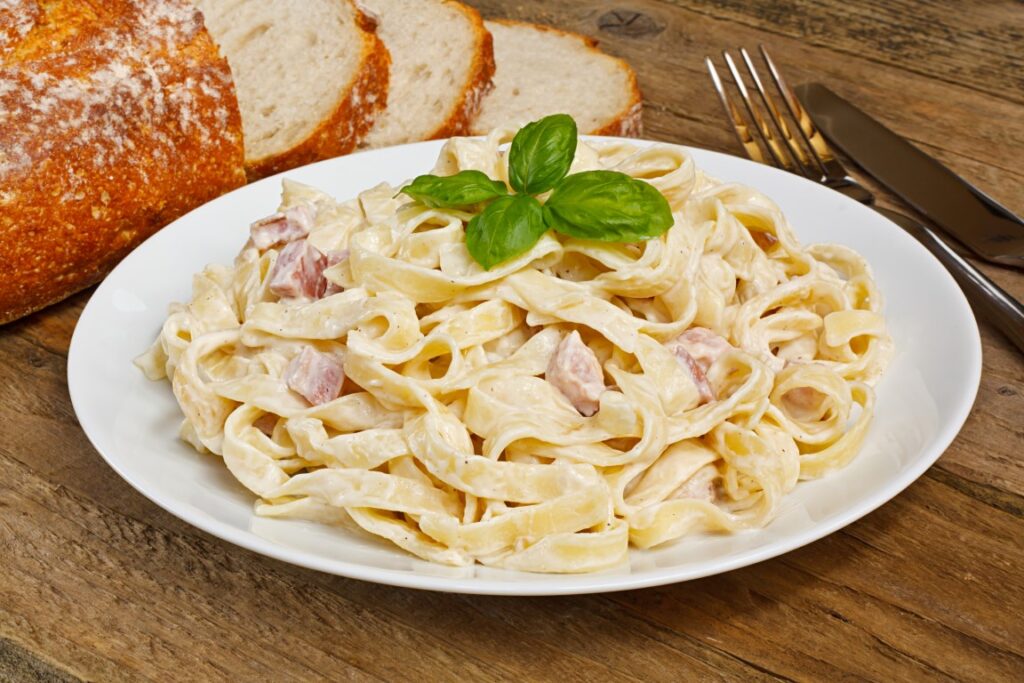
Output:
707,46,876,205
704,56,769,166
738,47,814,179
721,50,793,171
759,45,834,177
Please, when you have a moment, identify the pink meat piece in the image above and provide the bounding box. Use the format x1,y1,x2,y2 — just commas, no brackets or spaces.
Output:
671,345,716,404
782,386,826,421
250,204,315,251
253,413,279,437
671,327,733,372
321,249,349,297
268,240,328,300
750,230,778,251
672,465,719,502
546,330,605,416
285,347,345,406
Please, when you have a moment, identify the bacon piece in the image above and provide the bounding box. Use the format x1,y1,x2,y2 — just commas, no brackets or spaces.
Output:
665,327,733,404
672,465,719,502
253,413,279,437
671,327,733,372
321,249,349,297
250,204,315,251
672,345,716,404
546,330,605,416
268,240,328,300
285,347,344,406
750,230,778,251
782,386,827,421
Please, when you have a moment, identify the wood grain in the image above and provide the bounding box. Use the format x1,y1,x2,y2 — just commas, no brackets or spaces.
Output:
2,1,1023,681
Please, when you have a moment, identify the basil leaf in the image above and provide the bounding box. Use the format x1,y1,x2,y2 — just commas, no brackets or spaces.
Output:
466,195,548,270
544,170,674,241
400,170,507,208
508,114,578,195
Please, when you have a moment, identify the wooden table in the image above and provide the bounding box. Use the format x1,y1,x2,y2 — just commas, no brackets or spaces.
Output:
2,1,1022,680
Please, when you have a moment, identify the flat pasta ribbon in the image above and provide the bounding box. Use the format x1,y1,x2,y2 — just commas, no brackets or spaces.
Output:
136,129,891,573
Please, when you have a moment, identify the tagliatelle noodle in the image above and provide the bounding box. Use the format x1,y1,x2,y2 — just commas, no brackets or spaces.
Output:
136,125,892,573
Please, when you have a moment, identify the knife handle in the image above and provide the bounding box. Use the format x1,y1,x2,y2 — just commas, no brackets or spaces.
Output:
878,208,1024,355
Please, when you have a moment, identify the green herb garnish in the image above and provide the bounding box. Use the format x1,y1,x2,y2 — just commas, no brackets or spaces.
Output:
507,113,578,194
399,114,674,269
543,170,675,242
466,195,547,270
401,170,507,208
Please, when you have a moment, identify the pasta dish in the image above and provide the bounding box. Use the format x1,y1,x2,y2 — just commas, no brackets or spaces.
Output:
137,121,891,573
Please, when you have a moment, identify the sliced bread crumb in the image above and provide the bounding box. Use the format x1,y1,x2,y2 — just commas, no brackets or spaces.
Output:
471,20,642,137
360,0,493,148
195,0,390,177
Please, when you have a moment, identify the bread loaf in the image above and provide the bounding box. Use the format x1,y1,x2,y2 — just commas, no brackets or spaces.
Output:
358,0,494,148
194,0,390,179
471,20,643,137
0,0,247,325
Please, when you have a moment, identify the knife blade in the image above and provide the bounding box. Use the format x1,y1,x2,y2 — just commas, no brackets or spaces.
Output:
794,82,1024,268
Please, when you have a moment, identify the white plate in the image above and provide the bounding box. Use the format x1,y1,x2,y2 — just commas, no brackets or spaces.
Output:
68,138,981,595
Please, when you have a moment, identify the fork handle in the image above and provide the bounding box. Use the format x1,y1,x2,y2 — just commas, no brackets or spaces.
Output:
877,208,1024,355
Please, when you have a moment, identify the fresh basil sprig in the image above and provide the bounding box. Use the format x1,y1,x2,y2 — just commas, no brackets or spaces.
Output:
401,170,507,208
543,170,674,241
508,114,578,195
396,114,675,270
466,195,547,270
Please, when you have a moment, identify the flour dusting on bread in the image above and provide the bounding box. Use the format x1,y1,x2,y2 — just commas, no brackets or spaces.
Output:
0,0,645,325
0,0,246,324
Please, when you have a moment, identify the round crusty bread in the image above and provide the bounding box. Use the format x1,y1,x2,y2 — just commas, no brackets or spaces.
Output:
359,0,494,148
471,20,643,137
0,0,247,326
195,0,391,179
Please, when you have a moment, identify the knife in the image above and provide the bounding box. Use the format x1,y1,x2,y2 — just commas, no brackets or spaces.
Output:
794,83,1024,269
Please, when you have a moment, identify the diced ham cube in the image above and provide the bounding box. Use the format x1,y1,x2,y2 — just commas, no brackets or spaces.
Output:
546,330,605,416
665,327,733,405
671,345,716,404
322,249,349,297
672,465,719,502
253,413,279,436
781,386,827,421
670,327,733,372
285,347,344,406
750,230,778,251
268,240,328,300
250,204,315,251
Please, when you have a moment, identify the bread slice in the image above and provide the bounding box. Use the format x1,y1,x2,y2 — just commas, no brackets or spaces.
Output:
471,20,642,137
358,0,494,148
0,0,246,324
194,0,390,179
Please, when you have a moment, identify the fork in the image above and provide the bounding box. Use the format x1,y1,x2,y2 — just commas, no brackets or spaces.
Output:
705,46,1024,354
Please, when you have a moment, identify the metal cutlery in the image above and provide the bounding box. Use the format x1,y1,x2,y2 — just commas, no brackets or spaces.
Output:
794,83,1024,269
704,46,1024,354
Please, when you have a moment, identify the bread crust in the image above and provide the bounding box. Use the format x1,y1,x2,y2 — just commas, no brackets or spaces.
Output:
427,1,496,139
0,0,247,325
243,4,391,180
476,19,644,138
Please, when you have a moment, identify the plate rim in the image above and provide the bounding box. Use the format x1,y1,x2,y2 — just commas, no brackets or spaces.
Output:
67,136,983,595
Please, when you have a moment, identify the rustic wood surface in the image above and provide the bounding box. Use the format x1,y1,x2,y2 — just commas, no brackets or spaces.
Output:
2,1,1023,680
